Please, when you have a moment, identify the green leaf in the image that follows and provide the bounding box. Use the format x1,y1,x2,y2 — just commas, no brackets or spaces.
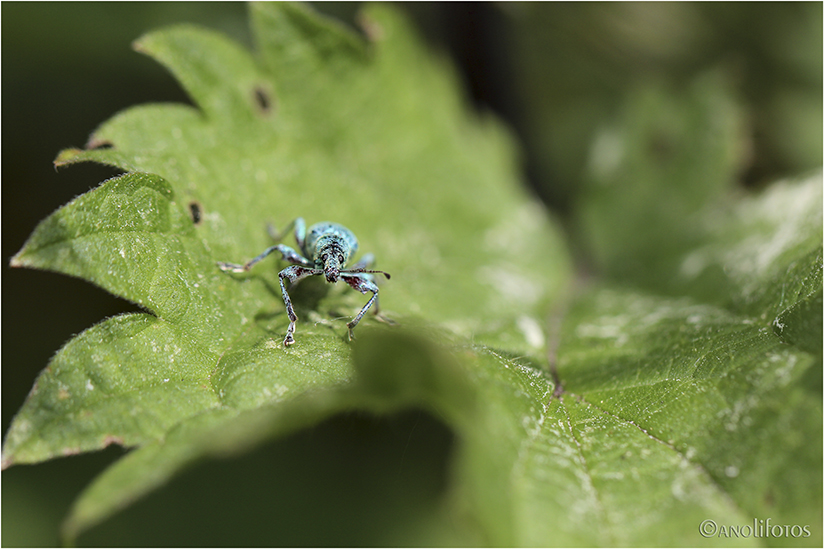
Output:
5,3,568,542
5,3,820,547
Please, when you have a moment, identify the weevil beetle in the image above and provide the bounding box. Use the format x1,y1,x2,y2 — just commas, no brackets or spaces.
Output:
217,218,390,346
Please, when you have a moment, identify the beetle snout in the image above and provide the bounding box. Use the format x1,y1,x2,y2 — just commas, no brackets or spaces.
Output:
324,268,340,283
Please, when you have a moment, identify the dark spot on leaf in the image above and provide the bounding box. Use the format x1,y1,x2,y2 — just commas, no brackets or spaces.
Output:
253,86,274,116
189,201,203,225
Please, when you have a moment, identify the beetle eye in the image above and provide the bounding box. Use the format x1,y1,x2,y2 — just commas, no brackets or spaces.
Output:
338,254,344,264
320,253,328,261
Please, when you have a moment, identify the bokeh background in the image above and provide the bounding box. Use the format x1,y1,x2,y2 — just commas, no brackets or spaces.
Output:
3,2,821,545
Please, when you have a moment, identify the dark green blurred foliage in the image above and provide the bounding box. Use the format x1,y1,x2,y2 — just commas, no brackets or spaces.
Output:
80,411,456,547
496,2,822,212
3,4,248,545
3,2,821,545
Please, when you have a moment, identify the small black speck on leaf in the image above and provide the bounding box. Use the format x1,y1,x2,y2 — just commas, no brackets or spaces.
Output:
253,86,273,115
188,201,203,225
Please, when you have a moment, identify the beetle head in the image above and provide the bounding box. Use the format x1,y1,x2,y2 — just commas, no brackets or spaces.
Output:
316,237,347,283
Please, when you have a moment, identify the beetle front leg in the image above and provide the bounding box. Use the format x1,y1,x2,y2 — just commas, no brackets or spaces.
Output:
218,244,312,273
278,265,320,346
217,245,280,273
342,274,380,341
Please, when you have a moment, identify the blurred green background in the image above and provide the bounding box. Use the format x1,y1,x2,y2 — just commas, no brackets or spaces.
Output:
3,2,821,545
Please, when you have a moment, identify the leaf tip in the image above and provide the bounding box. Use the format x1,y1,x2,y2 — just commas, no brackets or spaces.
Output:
355,11,385,43
54,147,84,168
9,249,31,269
85,135,114,151
130,34,149,55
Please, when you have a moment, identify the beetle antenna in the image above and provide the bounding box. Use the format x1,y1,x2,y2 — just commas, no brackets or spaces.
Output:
343,268,391,280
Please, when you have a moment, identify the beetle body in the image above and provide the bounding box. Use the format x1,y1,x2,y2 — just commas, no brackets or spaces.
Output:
217,218,389,346
303,222,358,283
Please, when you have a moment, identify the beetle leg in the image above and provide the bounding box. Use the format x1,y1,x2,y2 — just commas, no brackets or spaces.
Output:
217,245,280,273
275,244,314,267
279,265,321,346
341,273,380,341
267,218,306,250
217,244,312,273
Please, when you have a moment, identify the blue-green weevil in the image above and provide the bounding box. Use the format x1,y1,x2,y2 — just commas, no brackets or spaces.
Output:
218,218,390,346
